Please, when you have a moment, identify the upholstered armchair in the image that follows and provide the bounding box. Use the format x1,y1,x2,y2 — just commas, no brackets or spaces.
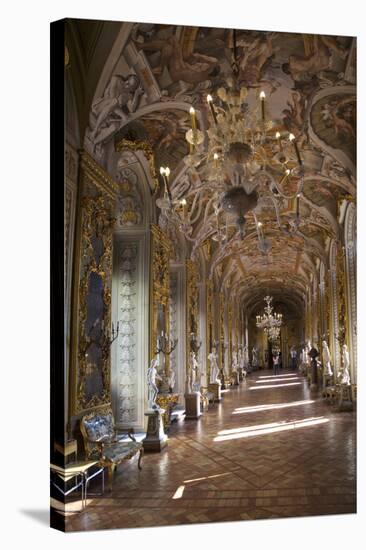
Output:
80,408,143,490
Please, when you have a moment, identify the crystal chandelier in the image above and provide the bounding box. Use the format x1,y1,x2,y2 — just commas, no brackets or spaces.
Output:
156,29,305,252
256,295,283,341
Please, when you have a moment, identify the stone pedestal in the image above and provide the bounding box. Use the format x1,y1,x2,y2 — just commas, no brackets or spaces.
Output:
337,384,353,411
208,382,221,402
231,371,239,386
185,392,202,419
220,369,228,389
143,409,168,452
156,393,179,432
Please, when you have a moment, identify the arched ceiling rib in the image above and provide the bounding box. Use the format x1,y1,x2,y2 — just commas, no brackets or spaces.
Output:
67,21,356,306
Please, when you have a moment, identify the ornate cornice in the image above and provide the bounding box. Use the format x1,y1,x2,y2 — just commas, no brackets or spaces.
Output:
79,150,119,199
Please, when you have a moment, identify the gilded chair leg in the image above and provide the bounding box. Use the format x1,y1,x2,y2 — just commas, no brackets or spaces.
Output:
138,448,144,470
108,464,116,491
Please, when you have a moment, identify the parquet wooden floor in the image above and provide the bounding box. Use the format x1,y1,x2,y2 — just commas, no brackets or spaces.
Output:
65,369,356,531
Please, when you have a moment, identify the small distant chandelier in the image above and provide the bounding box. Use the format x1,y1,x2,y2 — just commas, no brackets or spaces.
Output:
256,296,283,341
156,29,304,252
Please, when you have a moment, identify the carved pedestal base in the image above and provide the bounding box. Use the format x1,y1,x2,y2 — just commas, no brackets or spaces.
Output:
323,373,334,388
337,384,353,411
218,369,229,390
143,409,168,452
185,392,202,420
208,382,221,402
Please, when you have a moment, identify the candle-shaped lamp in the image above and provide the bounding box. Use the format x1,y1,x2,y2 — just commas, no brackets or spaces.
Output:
213,152,219,169
189,106,197,151
180,198,187,218
257,221,263,239
289,133,302,166
207,94,218,125
276,131,283,152
160,166,167,192
189,106,197,132
279,168,291,186
296,193,300,218
260,91,266,122
165,166,172,203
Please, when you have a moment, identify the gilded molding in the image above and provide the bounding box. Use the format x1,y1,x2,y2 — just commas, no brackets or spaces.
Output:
70,152,118,416
336,245,347,346
219,292,225,370
206,279,213,378
228,301,233,373
186,260,200,363
79,150,119,199
150,224,172,365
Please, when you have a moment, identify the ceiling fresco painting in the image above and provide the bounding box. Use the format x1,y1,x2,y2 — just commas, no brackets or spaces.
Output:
80,22,356,313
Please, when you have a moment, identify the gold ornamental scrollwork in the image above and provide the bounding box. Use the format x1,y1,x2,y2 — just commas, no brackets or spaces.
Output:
219,292,225,370
206,279,214,378
150,224,172,365
228,300,233,373
71,151,118,416
336,245,347,347
115,138,159,194
186,260,200,360
325,278,330,339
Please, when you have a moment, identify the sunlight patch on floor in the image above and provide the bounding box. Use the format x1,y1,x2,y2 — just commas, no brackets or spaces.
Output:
172,472,232,499
172,485,185,499
232,399,315,414
259,373,300,379
255,377,299,383
214,417,329,442
184,472,231,484
250,382,302,389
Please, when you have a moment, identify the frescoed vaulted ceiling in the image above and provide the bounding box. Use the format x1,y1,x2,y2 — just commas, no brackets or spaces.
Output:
66,20,356,317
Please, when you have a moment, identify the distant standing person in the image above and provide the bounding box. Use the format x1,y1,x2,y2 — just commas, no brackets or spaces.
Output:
290,346,297,370
273,353,280,375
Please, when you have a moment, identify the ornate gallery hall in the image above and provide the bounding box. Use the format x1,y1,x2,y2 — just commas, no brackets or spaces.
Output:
55,18,357,531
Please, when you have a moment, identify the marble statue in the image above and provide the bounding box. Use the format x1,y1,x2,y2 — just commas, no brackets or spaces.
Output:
232,350,238,371
208,347,220,384
185,369,192,395
243,346,249,370
147,357,162,409
238,348,244,370
305,340,312,365
168,368,176,393
340,344,351,385
190,351,202,392
186,351,199,393
322,341,333,376
252,347,258,369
